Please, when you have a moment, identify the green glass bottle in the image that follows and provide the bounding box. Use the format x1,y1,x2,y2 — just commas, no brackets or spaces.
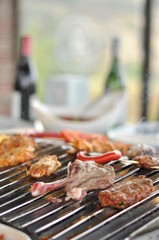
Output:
105,38,124,92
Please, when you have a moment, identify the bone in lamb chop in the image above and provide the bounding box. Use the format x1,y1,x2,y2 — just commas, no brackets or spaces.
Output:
31,159,115,201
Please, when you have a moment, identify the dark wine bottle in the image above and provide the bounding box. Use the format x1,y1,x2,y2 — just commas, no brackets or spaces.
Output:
105,38,124,92
11,36,37,121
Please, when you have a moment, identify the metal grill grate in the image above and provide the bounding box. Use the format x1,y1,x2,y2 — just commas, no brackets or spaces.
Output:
0,140,159,240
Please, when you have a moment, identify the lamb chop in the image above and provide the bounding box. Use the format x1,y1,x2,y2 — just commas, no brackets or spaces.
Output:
31,159,115,201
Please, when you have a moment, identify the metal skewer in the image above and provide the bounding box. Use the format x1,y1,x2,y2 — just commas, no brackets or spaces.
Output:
120,159,138,165
120,159,159,170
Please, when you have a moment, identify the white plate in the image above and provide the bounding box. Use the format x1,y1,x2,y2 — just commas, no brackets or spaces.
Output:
0,224,31,240
107,122,159,145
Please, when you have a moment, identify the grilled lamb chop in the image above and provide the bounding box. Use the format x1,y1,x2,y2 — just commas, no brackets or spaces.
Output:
98,175,153,209
31,159,115,201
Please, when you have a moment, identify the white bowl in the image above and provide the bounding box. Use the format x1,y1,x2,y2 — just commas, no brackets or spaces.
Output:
31,92,126,133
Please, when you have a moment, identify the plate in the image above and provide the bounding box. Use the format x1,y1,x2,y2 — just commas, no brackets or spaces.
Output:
0,224,31,240
107,122,159,145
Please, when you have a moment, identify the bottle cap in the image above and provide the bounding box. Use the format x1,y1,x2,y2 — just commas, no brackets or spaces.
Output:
20,35,31,56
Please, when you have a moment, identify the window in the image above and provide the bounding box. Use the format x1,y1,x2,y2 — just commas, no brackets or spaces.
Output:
19,0,159,123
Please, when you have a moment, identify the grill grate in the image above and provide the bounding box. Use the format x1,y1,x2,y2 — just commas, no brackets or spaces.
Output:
0,140,159,240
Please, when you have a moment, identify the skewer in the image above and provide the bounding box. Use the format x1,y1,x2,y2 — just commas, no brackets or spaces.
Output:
120,159,138,165
150,166,159,169
120,159,159,170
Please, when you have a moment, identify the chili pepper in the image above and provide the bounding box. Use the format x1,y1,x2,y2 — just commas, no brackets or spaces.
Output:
26,131,62,139
77,150,121,164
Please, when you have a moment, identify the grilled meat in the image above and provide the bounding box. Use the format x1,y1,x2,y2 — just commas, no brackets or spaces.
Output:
98,175,153,209
0,234,4,240
0,231,4,240
28,155,61,178
69,138,131,155
126,144,159,169
69,139,93,153
65,160,115,201
0,134,8,143
31,159,115,201
0,134,35,167
0,134,34,154
134,155,159,169
127,144,156,159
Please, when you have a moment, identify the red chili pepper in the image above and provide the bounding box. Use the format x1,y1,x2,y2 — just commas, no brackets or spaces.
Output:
77,150,121,164
26,131,62,139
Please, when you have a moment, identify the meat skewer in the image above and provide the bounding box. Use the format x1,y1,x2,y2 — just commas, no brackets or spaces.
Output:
134,155,159,169
98,175,153,209
31,159,115,201
125,156,159,169
127,144,156,159
120,143,159,170
120,158,159,169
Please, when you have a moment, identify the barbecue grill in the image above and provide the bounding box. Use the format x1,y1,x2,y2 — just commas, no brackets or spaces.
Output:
0,139,159,240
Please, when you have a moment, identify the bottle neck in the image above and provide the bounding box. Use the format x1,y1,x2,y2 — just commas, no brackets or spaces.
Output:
104,38,124,92
20,36,31,57
112,38,119,60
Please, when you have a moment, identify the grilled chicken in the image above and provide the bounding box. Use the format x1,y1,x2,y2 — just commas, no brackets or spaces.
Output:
98,175,153,209
0,134,35,167
31,159,115,201
28,155,61,178
69,138,131,155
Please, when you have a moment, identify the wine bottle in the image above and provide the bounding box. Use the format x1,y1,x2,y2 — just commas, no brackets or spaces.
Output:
11,35,37,121
104,38,125,92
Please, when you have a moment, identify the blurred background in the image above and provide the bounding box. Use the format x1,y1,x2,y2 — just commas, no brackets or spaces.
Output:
0,0,159,132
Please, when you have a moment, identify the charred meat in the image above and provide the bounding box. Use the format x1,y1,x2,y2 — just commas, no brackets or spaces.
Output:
31,159,115,201
98,175,153,209
28,155,61,178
